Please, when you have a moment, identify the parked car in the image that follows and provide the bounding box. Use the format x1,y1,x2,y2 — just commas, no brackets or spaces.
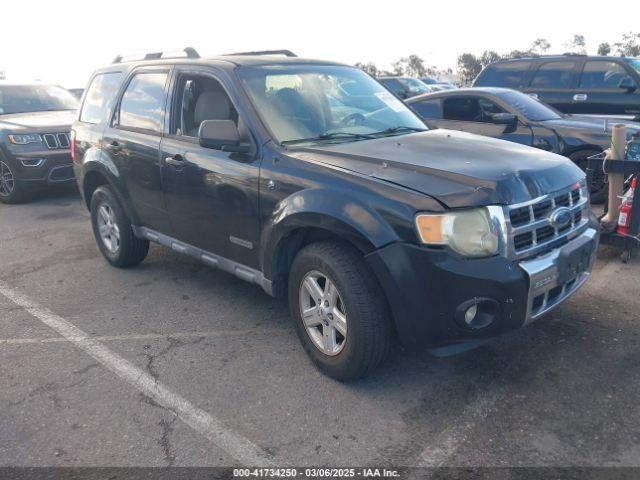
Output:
407,87,640,201
378,76,435,99
0,81,78,203
420,77,457,90
473,55,640,119
73,48,598,380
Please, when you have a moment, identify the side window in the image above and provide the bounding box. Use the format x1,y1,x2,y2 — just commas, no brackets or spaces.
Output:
579,61,637,89
475,61,531,88
412,99,442,119
442,97,482,122
381,78,404,93
80,72,123,124
478,98,507,116
530,61,576,88
171,74,238,137
117,72,168,133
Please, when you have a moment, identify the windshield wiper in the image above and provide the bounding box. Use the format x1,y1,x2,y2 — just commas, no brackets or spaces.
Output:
370,126,427,136
282,131,376,146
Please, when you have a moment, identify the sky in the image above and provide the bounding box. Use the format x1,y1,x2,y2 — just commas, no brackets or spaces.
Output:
1,0,638,88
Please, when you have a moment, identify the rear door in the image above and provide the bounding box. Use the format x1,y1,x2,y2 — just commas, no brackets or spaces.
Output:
102,67,172,233
574,60,640,115
159,66,261,268
522,60,579,113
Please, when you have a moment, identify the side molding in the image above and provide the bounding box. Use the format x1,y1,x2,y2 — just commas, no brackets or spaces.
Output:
132,226,274,296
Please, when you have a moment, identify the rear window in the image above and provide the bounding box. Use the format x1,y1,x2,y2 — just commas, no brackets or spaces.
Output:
529,61,576,89
80,72,123,124
117,72,168,133
411,99,442,119
475,61,531,88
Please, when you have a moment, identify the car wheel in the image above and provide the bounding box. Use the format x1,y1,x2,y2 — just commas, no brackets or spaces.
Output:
0,159,29,204
569,149,606,203
90,185,149,268
288,241,393,380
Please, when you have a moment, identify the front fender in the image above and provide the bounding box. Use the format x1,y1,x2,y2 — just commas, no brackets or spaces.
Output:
260,188,402,278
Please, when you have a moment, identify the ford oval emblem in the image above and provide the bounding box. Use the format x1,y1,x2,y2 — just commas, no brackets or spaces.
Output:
549,207,572,229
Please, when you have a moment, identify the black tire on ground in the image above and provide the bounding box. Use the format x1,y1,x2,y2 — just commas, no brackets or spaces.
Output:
0,159,30,204
569,149,606,203
90,185,149,268
288,241,394,380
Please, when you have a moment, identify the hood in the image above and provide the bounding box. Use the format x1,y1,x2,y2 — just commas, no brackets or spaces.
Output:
288,130,584,208
542,115,640,136
0,110,76,132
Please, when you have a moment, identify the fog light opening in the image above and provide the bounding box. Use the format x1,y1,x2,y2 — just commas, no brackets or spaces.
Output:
19,158,45,167
456,298,499,331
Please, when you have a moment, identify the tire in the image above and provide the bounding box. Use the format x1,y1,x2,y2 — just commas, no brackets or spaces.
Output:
569,149,606,203
90,185,149,268
0,159,30,204
288,241,393,380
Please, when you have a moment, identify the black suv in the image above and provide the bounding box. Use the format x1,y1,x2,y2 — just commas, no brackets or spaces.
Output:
474,55,640,119
73,48,598,379
0,82,78,203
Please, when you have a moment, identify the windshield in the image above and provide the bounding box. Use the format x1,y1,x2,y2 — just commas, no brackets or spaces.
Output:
400,77,430,94
0,85,78,115
628,59,640,75
239,65,426,145
496,90,562,121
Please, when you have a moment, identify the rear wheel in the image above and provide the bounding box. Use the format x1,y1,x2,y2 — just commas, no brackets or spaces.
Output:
288,241,393,380
570,149,606,203
0,159,29,204
90,185,149,268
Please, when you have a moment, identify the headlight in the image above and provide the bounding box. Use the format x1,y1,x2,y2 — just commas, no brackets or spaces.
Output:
415,208,500,257
8,134,42,145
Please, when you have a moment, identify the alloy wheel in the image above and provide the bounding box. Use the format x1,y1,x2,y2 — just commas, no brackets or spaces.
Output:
97,203,121,253
299,270,348,356
0,160,15,197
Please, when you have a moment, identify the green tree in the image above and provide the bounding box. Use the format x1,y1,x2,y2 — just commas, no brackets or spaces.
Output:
565,34,586,54
597,43,611,56
480,50,502,68
614,32,640,57
531,38,551,54
354,62,380,77
392,55,428,77
457,53,482,85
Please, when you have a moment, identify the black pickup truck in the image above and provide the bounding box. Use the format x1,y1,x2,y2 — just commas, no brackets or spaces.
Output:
72,49,599,379
0,82,78,203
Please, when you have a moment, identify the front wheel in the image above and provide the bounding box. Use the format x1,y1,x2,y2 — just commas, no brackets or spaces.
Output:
288,241,393,380
0,159,29,204
90,185,149,268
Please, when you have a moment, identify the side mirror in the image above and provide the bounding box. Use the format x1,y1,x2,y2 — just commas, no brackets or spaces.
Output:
198,120,249,153
618,76,638,92
489,113,518,126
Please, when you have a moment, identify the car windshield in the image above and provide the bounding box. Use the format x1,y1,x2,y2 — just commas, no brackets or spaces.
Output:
400,77,430,94
628,58,640,75
0,84,78,115
496,90,562,121
238,65,426,145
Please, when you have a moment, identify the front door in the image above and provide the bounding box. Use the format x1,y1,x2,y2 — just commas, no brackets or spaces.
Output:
573,60,640,115
160,67,261,268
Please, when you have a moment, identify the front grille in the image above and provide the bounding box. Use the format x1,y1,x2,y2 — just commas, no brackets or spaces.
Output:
43,132,70,149
506,184,589,259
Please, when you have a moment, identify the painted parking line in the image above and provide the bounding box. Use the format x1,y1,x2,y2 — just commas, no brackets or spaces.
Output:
0,281,274,466
0,329,273,346
416,391,499,467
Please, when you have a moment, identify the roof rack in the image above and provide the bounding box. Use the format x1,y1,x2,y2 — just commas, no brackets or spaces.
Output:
112,47,200,64
223,49,297,58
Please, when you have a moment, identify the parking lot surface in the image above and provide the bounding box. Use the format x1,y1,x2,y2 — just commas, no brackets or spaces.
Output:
1,187,640,468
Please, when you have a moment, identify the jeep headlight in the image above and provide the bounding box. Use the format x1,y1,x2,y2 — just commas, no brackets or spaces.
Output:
415,208,500,257
8,134,42,145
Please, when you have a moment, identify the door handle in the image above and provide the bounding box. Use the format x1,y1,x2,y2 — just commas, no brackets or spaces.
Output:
165,154,185,168
573,94,588,101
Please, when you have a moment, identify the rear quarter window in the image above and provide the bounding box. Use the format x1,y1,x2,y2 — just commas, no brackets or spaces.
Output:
80,72,124,124
475,61,531,88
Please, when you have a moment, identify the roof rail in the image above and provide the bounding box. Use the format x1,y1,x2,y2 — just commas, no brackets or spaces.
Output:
223,49,297,58
112,47,200,64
